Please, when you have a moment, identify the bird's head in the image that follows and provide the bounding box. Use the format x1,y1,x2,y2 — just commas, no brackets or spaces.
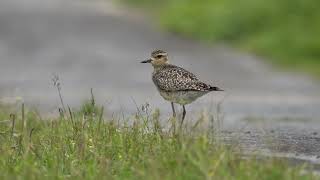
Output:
141,50,169,66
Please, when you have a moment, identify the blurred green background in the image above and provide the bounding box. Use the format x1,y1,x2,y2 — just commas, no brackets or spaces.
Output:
123,0,320,78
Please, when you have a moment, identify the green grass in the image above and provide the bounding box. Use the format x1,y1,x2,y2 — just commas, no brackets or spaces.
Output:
0,100,317,180
122,0,320,78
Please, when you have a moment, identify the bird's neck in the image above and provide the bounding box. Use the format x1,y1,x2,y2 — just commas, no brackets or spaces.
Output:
152,63,172,73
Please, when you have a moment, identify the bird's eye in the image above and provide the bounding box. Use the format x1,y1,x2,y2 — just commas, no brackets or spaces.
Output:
156,55,162,58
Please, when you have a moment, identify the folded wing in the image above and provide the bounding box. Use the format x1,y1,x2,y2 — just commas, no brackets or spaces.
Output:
152,65,213,92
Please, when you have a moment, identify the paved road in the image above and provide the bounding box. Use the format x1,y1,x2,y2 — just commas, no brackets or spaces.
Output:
0,0,320,163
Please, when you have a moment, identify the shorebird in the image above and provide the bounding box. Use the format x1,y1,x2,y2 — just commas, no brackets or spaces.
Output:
141,50,223,128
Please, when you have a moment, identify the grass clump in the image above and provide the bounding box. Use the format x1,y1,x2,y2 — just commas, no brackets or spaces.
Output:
0,100,317,180
122,0,320,78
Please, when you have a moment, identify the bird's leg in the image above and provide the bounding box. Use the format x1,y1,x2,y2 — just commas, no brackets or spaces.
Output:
171,102,176,117
181,105,186,129
170,102,177,135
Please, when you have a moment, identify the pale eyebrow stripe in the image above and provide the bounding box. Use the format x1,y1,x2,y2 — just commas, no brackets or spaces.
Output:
157,53,167,56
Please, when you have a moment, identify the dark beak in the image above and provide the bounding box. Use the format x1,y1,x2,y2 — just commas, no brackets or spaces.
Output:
141,59,152,63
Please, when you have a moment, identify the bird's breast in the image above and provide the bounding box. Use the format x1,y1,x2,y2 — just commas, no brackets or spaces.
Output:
158,90,209,105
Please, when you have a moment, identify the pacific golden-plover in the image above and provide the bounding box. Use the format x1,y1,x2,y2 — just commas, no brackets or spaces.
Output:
141,50,223,127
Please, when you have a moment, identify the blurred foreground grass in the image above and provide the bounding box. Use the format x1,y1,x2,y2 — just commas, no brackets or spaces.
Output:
0,100,317,179
123,0,320,78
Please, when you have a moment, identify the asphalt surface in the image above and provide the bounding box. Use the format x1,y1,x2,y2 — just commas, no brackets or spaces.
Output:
0,0,320,165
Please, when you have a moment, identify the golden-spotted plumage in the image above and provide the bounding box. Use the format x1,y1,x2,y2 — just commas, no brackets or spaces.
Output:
152,64,216,92
141,50,223,128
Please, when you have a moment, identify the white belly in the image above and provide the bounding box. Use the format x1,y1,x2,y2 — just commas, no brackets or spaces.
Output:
159,90,209,105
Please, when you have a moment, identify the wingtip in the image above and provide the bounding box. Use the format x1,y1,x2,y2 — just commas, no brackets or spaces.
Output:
210,86,224,91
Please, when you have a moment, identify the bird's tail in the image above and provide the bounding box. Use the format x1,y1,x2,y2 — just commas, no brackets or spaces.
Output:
209,86,224,91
